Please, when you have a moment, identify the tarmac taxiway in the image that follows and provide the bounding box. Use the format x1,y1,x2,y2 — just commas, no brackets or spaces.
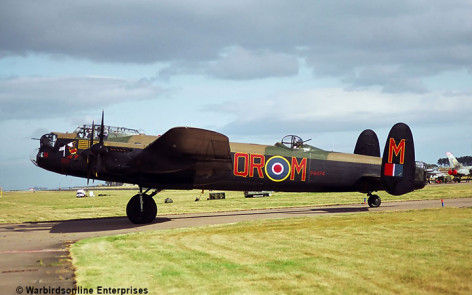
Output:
1,197,472,294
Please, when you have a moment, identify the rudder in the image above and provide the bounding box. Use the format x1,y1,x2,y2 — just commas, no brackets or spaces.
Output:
381,123,416,195
354,129,380,157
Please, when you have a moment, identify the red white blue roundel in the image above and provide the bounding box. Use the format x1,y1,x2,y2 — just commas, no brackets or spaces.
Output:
265,156,291,182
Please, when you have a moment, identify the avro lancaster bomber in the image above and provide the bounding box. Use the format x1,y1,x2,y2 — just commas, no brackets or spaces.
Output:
32,112,426,223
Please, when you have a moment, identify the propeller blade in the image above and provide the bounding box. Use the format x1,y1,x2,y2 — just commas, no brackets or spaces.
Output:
87,167,91,185
96,154,102,177
99,110,105,144
86,120,95,184
85,111,107,185
90,120,95,149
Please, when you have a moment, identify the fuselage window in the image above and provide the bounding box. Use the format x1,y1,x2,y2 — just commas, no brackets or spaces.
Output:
40,133,57,148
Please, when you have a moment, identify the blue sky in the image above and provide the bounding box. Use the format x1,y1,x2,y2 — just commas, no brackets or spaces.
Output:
1,0,471,190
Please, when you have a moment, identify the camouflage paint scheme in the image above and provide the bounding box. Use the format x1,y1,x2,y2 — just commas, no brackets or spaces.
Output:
33,121,426,224
34,127,405,194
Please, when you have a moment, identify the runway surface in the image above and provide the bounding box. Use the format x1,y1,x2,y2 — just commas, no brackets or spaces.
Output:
1,197,472,294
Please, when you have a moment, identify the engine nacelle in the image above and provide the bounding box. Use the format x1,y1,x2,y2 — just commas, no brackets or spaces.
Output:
448,169,458,176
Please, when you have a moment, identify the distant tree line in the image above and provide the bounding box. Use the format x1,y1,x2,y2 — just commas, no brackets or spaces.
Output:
105,181,124,186
437,156,472,167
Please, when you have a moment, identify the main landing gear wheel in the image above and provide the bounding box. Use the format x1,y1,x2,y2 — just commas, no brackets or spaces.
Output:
126,193,157,224
367,194,381,208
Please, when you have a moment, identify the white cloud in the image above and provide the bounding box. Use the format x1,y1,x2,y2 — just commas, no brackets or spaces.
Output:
0,76,163,121
206,47,299,80
1,1,471,91
213,88,472,136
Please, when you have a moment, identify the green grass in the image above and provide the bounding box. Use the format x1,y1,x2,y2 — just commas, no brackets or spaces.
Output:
1,183,471,223
71,208,472,294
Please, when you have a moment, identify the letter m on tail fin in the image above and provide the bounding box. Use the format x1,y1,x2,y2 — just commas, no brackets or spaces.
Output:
381,123,415,195
388,138,405,164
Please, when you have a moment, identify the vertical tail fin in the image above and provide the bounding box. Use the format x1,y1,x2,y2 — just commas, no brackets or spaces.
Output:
446,152,462,168
381,123,416,195
354,129,380,157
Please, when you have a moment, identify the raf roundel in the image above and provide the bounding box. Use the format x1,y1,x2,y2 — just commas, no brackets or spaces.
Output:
265,156,291,182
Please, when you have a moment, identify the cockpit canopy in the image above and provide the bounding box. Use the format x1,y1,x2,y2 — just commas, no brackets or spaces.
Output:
280,135,312,149
40,133,57,148
73,125,141,140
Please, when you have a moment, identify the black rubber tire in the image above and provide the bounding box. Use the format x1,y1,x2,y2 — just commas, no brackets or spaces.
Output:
126,194,157,224
368,194,381,208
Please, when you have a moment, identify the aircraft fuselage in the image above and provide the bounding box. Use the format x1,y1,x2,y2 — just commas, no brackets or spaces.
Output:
34,131,421,193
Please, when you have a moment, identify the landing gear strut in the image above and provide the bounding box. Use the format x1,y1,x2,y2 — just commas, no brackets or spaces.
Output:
367,193,381,208
126,188,159,224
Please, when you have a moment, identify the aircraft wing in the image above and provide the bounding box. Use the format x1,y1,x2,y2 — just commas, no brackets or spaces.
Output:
128,127,232,185
146,127,231,160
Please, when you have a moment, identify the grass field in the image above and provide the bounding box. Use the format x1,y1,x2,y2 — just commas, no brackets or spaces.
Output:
1,183,471,223
71,207,472,294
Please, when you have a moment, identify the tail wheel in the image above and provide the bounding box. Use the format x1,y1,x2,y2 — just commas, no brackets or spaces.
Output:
126,193,157,224
368,194,381,208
